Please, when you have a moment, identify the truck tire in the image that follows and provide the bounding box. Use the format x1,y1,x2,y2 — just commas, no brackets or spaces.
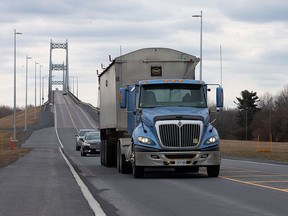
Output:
100,140,107,166
207,165,220,177
76,143,80,151
132,144,144,178
106,141,116,167
133,164,144,178
117,142,132,174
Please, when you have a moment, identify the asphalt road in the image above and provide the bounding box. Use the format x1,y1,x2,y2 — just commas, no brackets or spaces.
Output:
1,90,288,216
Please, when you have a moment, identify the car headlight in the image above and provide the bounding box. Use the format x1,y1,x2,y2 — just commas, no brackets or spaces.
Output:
205,136,219,145
137,136,154,145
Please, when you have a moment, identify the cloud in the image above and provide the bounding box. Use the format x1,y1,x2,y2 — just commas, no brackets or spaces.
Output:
219,0,288,23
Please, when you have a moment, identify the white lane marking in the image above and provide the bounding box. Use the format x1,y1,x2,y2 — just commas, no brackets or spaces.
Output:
76,104,98,129
65,95,98,129
54,104,64,148
59,147,107,215
54,105,106,216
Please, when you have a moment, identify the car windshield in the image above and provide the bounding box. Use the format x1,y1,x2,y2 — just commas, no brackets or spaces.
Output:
79,130,94,136
139,83,207,108
85,132,100,140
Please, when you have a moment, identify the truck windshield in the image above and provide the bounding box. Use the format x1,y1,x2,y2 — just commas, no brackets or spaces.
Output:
139,84,207,108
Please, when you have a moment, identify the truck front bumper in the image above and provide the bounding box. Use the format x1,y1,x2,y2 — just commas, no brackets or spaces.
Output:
135,150,220,167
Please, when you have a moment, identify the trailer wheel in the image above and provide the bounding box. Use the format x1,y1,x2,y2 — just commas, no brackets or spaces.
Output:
207,165,220,177
106,141,116,167
117,142,121,173
100,140,107,166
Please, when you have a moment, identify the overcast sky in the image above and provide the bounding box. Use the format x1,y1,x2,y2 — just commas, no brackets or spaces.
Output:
1,0,287,108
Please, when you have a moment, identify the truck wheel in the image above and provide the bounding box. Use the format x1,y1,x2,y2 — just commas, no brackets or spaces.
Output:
207,165,220,177
117,141,122,173
133,164,144,178
117,142,131,174
106,141,116,167
100,140,107,166
76,144,80,151
132,144,144,178
81,147,87,157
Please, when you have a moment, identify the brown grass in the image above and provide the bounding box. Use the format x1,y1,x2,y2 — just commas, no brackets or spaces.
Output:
0,106,41,167
221,140,288,163
0,147,31,168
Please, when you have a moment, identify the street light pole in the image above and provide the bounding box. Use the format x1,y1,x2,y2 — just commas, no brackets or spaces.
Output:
24,55,32,131
73,76,75,94
70,76,78,97
39,65,43,106
34,61,39,119
76,77,78,98
192,11,203,81
42,75,48,106
13,29,22,141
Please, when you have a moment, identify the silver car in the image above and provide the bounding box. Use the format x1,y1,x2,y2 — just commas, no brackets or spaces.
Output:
75,129,97,151
81,131,101,156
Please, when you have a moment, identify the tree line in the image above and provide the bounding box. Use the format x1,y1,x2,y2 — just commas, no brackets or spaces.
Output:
0,105,31,118
0,105,20,118
212,84,288,142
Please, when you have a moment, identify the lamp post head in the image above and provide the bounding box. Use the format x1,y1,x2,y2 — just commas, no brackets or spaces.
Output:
14,29,22,35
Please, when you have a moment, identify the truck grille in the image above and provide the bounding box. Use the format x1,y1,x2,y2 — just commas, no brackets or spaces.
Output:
156,120,203,148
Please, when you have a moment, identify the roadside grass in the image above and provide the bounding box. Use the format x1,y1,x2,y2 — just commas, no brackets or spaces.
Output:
221,140,288,164
0,107,40,167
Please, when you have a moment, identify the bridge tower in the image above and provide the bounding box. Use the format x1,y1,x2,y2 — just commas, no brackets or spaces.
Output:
48,39,69,103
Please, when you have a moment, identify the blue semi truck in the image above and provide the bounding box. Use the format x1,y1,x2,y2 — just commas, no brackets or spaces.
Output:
98,48,223,178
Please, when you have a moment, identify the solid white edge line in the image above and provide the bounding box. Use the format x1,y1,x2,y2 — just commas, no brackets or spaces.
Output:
54,105,64,148
53,104,106,216
59,147,106,216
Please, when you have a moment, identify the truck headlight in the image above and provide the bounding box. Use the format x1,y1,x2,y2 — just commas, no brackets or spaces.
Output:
205,136,219,145
137,136,154,145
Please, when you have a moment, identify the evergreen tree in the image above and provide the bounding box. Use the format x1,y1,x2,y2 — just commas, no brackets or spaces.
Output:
234,90,260,140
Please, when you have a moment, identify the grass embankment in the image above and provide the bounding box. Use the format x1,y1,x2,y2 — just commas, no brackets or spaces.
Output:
0,107,40,167
221,140,288,164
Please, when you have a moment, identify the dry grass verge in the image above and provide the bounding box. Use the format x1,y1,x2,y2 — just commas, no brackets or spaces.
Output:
221,139,288,164
0,107,40,168
0,148,31,168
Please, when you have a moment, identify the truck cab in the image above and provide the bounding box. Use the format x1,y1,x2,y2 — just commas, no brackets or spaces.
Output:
119,79,223,178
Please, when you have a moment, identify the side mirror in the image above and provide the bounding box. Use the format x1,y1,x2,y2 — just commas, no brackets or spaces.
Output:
120,87,127,109
216,87,224,108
